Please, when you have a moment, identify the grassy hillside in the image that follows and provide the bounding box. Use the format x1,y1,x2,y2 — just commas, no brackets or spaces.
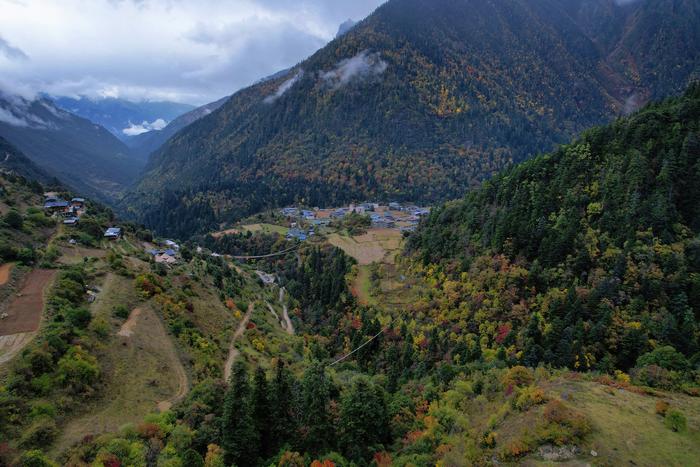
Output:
125,0,700,237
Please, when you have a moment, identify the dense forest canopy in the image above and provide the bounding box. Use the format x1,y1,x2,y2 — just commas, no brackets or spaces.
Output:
409,84,700,373
123,0,700,238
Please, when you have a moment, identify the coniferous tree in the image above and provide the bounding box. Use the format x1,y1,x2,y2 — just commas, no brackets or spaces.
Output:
300,362,334,455
270,360,297,453
339,377,390,462
221,361,258,466
252,367,272,460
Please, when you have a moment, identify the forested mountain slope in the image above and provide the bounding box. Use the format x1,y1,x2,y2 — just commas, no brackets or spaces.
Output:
0,94,144,202
409,84,700,371
0,137,53,184
126,0,700,237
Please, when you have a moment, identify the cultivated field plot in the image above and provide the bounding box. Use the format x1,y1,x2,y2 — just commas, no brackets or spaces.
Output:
0,269,55,335
58,245,107,265
211,227,241,238
242,223,289,235
328,228,402,265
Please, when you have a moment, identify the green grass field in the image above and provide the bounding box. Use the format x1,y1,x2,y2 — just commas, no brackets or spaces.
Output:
242,223,289,235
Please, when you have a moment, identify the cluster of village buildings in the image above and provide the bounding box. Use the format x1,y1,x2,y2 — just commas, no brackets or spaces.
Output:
145,239,180,265
43,193,86,225
43,193,124,241
280,201,430,238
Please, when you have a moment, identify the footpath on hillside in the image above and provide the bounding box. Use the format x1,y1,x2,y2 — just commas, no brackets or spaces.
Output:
224,302,254,381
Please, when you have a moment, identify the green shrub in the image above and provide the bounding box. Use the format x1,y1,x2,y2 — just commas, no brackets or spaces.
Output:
4,209,23,229
113,304,130,320
66,307,92,329
19,416,58,448
29,402,57,420
18,450,58,467
664,409,687,432
637,346,688,371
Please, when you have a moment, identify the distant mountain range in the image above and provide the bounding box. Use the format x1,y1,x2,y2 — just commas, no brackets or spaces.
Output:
52,96,195,141
124,0,700,238
124,96,230,160
0,93,144,201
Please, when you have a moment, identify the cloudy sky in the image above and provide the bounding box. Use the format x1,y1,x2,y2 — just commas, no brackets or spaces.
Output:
0,0,386,105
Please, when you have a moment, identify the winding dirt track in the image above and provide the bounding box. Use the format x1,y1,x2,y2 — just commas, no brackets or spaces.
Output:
279,288,294,335
223,302,254,381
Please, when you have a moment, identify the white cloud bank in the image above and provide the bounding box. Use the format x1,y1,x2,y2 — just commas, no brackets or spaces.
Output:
321,50,388,89
264,70,304,104
0,0,387,105
122,118,168,136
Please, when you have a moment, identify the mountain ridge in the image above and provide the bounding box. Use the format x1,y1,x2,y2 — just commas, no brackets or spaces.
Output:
125,0,700,237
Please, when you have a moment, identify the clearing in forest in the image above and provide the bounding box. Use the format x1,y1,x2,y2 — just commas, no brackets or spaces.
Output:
327,228,402,265
52,305,188,454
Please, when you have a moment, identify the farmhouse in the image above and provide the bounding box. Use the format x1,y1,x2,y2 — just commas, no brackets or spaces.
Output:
63,217,79,226
286,228,307,241
43,197,69,213
104,227,122,239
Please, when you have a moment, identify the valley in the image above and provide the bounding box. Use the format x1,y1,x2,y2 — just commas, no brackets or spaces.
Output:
0,0,699,466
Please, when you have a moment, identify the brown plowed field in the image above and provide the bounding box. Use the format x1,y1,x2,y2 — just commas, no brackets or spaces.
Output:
0,269,56,335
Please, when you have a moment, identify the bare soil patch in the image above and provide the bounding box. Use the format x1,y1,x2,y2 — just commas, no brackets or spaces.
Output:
0,269,56,335
117,307,142,337
0,262,13,285
0,332,36,365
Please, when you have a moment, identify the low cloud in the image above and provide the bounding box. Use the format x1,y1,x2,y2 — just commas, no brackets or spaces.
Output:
623,93,641,115
0,107,28,127
264,70,303,104
122,118,168,136
321,50,387,89
0,36,28,61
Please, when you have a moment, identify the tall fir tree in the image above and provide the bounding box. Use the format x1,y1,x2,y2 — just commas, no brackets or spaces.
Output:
221,361,258,466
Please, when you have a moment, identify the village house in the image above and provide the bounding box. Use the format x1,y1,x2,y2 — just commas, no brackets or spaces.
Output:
286,228,308,241
104,227,122,240
281,207,299,217
63,217,79,226
43,197,70,214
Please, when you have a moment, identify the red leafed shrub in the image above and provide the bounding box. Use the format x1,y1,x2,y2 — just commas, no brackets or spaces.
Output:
373,452,393,467
495,323,512,344
137,422,163,440
246,322,257,330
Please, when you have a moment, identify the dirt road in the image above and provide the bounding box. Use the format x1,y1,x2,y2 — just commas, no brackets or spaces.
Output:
224,302,254,381
279,288,294,335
